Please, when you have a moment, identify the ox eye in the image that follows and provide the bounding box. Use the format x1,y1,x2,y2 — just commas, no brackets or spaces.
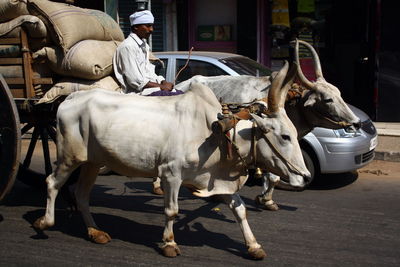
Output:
281,134,291,141
324,98,333,103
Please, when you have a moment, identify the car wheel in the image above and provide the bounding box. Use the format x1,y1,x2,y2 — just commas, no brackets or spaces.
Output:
301,148,315,186
277,148,317,190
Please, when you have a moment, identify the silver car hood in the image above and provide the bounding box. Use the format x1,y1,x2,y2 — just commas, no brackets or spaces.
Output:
347,103,370,122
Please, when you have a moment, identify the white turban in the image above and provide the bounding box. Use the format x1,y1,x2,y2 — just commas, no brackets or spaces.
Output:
129,10,154,26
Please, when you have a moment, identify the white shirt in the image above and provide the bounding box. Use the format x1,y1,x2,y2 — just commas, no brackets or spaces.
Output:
113,33,165,94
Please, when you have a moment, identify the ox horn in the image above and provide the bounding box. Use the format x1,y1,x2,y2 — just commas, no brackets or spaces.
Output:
297,39,323,78
267,60,289,113
293,39,320,90
278,62,297,107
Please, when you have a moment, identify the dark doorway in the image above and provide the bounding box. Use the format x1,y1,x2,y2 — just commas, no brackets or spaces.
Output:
176,0,189,50
377,1,400,122
320,0,379,119
236,0,257,60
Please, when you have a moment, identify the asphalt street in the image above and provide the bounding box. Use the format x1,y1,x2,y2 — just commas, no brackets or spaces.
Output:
1,160,400,266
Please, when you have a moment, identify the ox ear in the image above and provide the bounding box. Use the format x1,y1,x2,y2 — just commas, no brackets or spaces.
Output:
304,94,317,107
250,113,270,133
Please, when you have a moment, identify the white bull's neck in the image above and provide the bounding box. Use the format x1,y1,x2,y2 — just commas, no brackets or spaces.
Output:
225,120,256,167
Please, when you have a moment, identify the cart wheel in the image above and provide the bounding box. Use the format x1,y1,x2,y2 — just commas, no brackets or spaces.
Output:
16,114,79,209
0,75,21,201
16,102,79,190
17,119,57,188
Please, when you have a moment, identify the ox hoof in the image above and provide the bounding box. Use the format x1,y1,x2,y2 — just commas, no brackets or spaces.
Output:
162,245,181,258
33,216,52,230
248,247,266,260
255,195,279,211
153,186,164,195
264,203,279,211
88,227,112,244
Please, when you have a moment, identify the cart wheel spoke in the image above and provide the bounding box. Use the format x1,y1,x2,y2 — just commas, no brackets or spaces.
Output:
40,128,52,175
21,123,33,136
22,127,40,170
47,125,57,143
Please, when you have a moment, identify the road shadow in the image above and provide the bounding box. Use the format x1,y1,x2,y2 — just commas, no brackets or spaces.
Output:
272,171,358,192
124,180,197,200
20,176,251,257
95,212,245,258
1,180,47,208
23,206,246,258
14,177,271,258
23,208,85,240
308,171,358,190
177,222,248,259
10,177,239,228
231,193,299,212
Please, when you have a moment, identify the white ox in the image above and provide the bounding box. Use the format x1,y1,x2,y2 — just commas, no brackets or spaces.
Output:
33,62,310,260
175,39,360,210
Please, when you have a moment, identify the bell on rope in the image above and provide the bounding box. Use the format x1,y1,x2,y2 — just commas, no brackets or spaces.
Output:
255,167,263,178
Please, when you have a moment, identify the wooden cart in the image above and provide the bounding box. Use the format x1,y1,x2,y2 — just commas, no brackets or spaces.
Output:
0,29,57,200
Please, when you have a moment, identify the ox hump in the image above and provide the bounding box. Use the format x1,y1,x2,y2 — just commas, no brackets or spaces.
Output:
185,83,221,108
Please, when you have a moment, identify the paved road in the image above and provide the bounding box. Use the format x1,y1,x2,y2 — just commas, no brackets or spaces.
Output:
1,160,400,266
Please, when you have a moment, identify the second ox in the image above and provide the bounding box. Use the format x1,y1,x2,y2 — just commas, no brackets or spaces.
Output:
176,39,360,210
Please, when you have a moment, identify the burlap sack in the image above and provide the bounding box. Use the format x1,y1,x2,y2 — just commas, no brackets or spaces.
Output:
33,40,119,80
0,15,47,38
37,76,122,104
28,0,124,53
1,26,20,37
0,0,29,23
0,45,21,57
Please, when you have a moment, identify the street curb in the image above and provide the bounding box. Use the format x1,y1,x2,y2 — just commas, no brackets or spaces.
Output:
374,132,400,162
374,151,400,162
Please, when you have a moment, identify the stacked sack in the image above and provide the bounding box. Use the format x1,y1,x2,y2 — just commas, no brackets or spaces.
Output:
0,0,124,103
0,0,50,89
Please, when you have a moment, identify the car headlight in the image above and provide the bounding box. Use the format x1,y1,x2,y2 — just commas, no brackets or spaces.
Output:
333,126,362,138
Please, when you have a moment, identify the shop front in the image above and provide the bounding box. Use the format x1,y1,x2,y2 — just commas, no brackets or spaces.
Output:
182,0,384,120
182,0,270,66
71,0,392,121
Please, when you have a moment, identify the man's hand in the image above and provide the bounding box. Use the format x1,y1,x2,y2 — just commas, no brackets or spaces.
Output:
145,80,173,91
160,80,174,91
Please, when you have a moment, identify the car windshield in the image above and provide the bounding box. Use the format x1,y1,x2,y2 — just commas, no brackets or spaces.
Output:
220,56,272,76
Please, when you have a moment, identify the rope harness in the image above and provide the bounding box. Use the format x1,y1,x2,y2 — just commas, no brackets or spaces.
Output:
308,107,352,127
213,99,306,177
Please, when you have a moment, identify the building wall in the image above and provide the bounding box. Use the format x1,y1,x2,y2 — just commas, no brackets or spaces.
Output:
183,0,270,63
188,0,237,53
115,0,166,51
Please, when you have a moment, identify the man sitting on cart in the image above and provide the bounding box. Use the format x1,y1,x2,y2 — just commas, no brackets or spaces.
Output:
113,10,181,195
113,10,176,96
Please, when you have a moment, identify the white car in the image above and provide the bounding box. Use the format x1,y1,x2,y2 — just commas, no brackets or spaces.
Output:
154,51,377,180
